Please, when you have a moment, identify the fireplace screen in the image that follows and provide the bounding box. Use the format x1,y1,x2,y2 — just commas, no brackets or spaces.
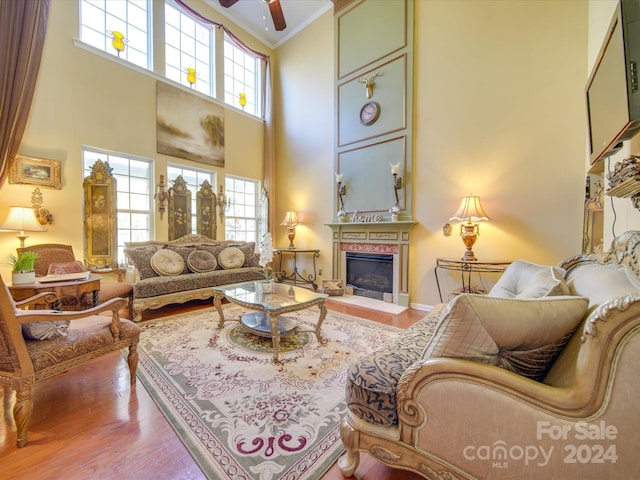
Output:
346,252,393,300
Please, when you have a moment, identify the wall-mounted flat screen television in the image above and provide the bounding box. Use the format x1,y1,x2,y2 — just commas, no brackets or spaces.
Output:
586,0,640,166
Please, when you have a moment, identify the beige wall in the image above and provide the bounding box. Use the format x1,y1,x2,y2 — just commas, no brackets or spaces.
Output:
0,0,268,280
275,0,588,307
272,12,335,273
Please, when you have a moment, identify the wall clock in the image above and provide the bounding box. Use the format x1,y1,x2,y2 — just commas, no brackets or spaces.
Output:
359,101,380,126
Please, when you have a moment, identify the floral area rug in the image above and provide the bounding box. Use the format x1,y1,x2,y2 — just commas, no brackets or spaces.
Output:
135,305,401,480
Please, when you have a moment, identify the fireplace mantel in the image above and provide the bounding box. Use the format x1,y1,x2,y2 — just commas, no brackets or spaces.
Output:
326,221,416,306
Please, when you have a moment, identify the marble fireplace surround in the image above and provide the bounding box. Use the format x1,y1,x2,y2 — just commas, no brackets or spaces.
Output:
326,221,415,306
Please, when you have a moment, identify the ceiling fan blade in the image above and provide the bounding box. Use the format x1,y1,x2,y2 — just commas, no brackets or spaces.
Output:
268,0,287,31
219,0,239,8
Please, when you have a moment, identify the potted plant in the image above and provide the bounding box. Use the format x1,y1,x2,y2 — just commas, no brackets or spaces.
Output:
337,209,349,223
7,252,39,285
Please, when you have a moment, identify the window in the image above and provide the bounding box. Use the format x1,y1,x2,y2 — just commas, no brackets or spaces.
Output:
79,2,265,118
224,177,259,243
83,147,153,264
165,1,213,95
224,35,261,116
167,164,216,234
80,0,151,69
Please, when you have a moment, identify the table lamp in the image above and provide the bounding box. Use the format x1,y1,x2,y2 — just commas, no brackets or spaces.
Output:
449,195,489,261
280,210,299,249
0,206,47,248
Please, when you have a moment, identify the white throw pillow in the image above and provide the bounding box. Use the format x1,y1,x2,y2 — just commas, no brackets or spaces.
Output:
22,320,70,340
489,259,569,298
423,294,588,381
150,249,185,276
218,247,245,269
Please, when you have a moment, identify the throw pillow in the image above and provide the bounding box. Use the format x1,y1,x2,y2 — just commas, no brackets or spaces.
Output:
22,320,70,340
166,245,196,274
150,249,185,276
196,244,228,269
423,294,588,381
236,242,260,267
187,250,218,273
218,247,245,269
47,261,87,275
124,246,159,280
489,259,569,298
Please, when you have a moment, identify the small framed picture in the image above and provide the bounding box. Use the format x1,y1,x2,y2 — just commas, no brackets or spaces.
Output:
10,155,61,189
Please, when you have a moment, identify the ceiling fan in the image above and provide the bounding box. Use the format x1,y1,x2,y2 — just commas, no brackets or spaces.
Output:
219,0,287,32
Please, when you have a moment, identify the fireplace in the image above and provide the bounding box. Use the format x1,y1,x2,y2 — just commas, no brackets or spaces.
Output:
346,252,393,300
327,220,414,306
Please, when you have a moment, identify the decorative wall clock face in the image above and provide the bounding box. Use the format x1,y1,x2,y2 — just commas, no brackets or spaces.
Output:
359,101,380,126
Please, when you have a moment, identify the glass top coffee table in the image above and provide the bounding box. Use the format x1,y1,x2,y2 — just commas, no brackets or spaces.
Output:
213,281,328,362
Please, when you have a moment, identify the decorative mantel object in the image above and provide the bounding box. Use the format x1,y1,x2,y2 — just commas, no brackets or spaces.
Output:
389,205,400,222
449,194,490,261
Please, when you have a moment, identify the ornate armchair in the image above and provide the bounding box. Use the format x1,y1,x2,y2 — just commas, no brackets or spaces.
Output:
17,243,133,319
0,274,140,447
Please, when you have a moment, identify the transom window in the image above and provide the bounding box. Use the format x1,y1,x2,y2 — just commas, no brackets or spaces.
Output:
224,177,259,243
165,1,213,95
82,147,153,264
224,35,261,116
78,1,264,118
80,0,151,69
167,165,216,234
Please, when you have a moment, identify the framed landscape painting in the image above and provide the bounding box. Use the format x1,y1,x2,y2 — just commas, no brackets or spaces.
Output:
156,82,225,167
10,155,61,189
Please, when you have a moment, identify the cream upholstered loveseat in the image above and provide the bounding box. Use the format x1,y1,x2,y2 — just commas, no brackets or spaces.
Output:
124,234,263,321
339,230,640,479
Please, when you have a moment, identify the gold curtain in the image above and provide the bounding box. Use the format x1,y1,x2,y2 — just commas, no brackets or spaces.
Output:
0,0,50,187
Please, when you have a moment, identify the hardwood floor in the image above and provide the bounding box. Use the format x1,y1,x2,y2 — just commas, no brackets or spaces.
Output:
0,298,426,480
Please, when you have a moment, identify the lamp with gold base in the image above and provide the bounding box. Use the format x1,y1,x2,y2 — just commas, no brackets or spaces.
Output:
449,195,489,261
280,210,299,249
0,206,47,248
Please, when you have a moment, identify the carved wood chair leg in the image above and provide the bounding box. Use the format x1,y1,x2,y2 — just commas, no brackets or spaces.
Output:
14,387,33,448
132,303,142,323
127,344,139,384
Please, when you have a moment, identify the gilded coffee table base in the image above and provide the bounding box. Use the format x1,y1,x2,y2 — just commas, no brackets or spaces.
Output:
241,312,296,338
212,285,328,362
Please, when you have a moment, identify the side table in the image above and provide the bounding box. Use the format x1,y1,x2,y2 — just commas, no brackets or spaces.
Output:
273,248,320,290
434,258,511,302
8,274,102,311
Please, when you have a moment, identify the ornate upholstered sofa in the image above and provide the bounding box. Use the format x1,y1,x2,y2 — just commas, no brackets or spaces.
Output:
340,230,640,479
124,234,264,321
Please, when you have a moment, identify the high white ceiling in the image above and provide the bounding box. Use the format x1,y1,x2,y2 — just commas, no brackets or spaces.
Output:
204,0,333,49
